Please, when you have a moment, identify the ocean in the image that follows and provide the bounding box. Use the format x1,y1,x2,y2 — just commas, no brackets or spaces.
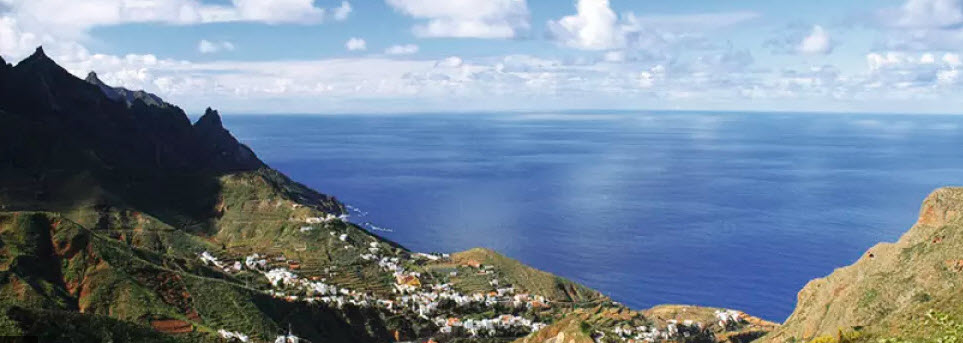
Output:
223,111,963,321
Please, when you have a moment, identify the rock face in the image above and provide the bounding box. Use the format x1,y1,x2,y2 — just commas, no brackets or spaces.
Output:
192,107,263,172
1,46,261,174
84,71,170,108
764,187,963,342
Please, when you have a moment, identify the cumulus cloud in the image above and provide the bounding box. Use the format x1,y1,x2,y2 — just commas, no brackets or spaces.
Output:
0,17,48,59
8,39,963,114
345,38,367,51
222,0,328,24
333,1,353,21
547,0,621,50
4,0,963,114
385,0,530,38
198,40,235,54
876,0,963,50
765,24,835,55
889,0,963,28
864,51,962,86
638,65,665,88
797,25,834,55
385,44,419,55
0,0,357,67
0,0,351,39
18,45,752,113
435,56,464,68
547,0,759,54
603,51,625,63
631,11,761,30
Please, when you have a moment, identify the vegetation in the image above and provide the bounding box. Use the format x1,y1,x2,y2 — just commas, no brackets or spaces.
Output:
764,188,963,343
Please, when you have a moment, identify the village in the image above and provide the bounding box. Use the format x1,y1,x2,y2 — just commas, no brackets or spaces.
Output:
199,215,756,343
199,213,553,342
602,309,749,343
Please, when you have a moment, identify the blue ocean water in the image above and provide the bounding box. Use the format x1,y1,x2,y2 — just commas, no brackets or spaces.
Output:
224,111,963,322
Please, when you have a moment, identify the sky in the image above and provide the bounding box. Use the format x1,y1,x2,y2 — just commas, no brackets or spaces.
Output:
1,0,963,114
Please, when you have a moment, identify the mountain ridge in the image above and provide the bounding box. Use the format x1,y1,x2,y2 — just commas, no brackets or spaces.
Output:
761,187,963,343
84,71,171,109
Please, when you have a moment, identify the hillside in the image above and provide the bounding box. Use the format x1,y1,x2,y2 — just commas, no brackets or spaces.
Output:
0,47,778,342
763,187,963,343
0,47,415,342
513,304,777,343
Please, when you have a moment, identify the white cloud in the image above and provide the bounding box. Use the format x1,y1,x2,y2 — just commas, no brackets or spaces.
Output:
876,0,963,51
638,65,665,88
864,51,963,89
547,0,621,50
198,39,235,54
765,24,835,56
345,38,367,51
333,1,353,21
628,11,760,30
435,56,464,68
603,51,625,63
0,0,349,40
385,0,530,39
547,0,758,54
0,17,48,59
891,0,963,28
944,53,962,67
225,0,327,24
5,0,963,115
385,44,419,55
797,25,833,55
10,41,963,114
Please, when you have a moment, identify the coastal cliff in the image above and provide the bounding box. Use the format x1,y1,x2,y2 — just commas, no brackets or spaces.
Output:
764,187,963,343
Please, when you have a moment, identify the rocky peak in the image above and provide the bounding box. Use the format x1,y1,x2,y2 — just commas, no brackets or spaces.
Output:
82,69,170,108
0,46,260,173
84,71,102,84
0,55,9,74
193,107,263,171
13,46,70,83
195,107,224,130
29,46,47,59
17,46,58,70
84,71,123,102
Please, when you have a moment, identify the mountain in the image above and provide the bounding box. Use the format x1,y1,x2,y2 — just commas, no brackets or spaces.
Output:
0,47,776,342
0,47,383,342
762,188,963,343
84,71,170,109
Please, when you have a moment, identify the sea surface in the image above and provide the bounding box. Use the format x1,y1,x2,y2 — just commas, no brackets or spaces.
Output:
224,111,963,321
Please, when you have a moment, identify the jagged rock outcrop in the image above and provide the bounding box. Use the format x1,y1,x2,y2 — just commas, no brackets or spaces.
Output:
84,71,169,108
764,187,963,342
192,107,263,171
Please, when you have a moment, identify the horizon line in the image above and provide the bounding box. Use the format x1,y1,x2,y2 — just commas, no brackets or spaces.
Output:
200,108,963,117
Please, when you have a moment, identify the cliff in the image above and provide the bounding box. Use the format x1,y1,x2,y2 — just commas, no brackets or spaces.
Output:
764,187,963,343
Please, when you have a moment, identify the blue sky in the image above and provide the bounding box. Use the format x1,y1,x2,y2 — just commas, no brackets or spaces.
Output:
2,0,963,114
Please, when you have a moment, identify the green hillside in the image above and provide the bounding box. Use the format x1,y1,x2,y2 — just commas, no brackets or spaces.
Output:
764,187,963,343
